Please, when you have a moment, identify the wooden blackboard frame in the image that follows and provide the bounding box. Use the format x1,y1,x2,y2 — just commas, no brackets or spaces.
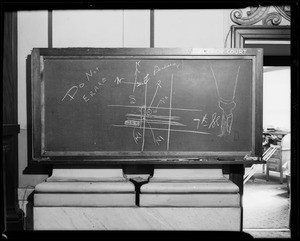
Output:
30,48,263,163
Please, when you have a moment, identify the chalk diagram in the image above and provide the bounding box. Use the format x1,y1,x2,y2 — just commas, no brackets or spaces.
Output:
109,61,240,151
210,65,240,137
109,60,210,151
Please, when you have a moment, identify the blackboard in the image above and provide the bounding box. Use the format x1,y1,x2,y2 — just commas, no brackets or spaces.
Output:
31,48,263,162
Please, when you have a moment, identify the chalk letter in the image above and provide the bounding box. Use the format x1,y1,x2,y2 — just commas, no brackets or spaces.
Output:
114,76,124,85
201,114,208,126
86,70,93,81
143,74,150,85
129,95,136,104
94,86,100,92
154,66,160,76
193,119,201,129
61,86,78,101
83,95,90,102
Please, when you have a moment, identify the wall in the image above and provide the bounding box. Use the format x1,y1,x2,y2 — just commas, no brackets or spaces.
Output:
18,11,49,188
155,10,231,48
52,10,150,48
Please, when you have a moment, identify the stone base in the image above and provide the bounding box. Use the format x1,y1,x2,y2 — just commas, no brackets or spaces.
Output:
33,207,241,231
140,194,240,207
34,193,135,207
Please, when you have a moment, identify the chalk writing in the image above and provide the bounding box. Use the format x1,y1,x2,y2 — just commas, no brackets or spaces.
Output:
95,60,243,150
193,119,201,129
133,127,142,144
114,76,124,85
143,74,150,85
154,96,168,113
109,58,209,149
193,112,220,130
61,86,78,101
83,95,89,102
132,61,141,93
202,114,208,126
86,70,93,81
129,95,136,104
208,112,220,129
154,63,180,76
125,120,141,127
149,123,165,146
61,66,111,102
39,51,254,157
86,81,105,100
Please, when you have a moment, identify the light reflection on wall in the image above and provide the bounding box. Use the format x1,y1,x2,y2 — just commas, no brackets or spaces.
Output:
263,67,290,131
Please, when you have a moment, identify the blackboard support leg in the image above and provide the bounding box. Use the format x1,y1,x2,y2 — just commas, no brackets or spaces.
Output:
229,164,244,231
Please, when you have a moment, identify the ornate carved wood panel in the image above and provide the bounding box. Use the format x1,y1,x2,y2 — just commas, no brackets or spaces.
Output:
230,6,290,26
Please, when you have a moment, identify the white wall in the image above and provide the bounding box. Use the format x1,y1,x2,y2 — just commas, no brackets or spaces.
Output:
154,10,227,48
123,10,150,47
53,10,124,47
18,11,48,130
18,11,49,187
53,10,150,48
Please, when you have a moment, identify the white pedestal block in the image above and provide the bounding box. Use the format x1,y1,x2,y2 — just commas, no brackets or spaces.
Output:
140,194,240,207
33,207,241,231
139,169,240,208
34,193,135,207
33,168,242,231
